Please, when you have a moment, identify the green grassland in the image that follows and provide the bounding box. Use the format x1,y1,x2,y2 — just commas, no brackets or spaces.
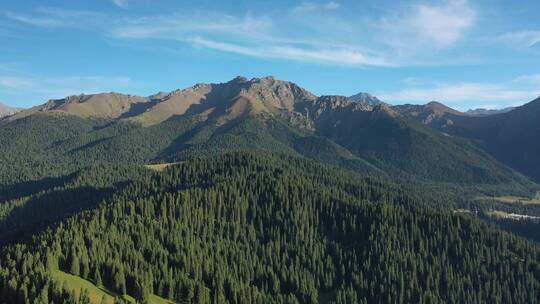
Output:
51,270,175,304
476,195,540,205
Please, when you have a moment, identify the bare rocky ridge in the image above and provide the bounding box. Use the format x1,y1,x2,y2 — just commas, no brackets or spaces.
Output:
349,92,383,105
7,76,386,128
392,101,465,129
466,107,515,116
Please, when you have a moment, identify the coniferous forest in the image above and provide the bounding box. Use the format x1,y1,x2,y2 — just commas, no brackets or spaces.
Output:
1,153,540,304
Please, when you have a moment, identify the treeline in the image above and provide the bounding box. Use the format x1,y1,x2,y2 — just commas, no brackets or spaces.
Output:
0,153,539,303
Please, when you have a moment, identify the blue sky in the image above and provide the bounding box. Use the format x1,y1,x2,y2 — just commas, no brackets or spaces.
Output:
0,0,539,110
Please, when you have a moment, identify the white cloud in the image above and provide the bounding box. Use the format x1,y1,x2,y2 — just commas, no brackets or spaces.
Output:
112,0,128,8
111,11,392,66
513,74,540,85
190,36,392,66
7,8,393,66
5,8,106,29
293,2,341,13
0,76,35,89
493,31,540,48
5,12,65,27
378,0,476,49
111,13,274,42
472,104,499,110
0,75,132,100
324,2,341,10
381,83,536,103
379,74,540,110
9,1,537,68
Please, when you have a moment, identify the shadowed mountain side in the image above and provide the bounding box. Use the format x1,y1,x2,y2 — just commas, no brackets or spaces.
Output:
157,114,383,176
398,97,540,182
0,186,115,244
311,103,532,185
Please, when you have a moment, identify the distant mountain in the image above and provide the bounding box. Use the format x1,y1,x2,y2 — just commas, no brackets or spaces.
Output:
466,107,515,116
6,76,317,126
301,99,528,184
397,97,540,182
2,76,532,187
348,92,383,105
449,97,540,182
0,102,21,118
392,101,464,129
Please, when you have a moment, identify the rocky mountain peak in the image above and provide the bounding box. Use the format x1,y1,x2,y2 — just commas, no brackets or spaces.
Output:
349,92,383,105
425,101,462,115
315,96,352,109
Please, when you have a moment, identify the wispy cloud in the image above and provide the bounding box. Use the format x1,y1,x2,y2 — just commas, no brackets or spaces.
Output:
5,12,65,27
492,30,540,48
5,7,106,29
0,75,132,101
190,36,392,66
513,74,540,85
379,74,540,110
0,76,35,89
122,0,473,66
5,0,534,68
110,10,392,66
112,0,128,8
378,0,475,49
292,1,341,13
5,4,395,66
111,13,274,42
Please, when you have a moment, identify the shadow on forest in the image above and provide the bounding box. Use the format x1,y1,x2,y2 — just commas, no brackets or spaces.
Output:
0,174,75,204
157,115,252,161
0,181,129,245
156,116,211,160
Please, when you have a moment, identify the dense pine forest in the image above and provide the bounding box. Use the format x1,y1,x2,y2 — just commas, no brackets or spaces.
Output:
0,153,539,303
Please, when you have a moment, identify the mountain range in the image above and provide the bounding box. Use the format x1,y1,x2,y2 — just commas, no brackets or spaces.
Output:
466,107,516,116
3,76,538,186
2,76,535,187
395,96,540,182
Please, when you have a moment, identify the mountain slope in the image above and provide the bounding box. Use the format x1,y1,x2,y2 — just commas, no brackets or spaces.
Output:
302,97,532,185
398,97,540,182
7,93,150,121
5,76,317,126
392,101,464,129
1,76,535,188
1,153,540,304
0,110,380,197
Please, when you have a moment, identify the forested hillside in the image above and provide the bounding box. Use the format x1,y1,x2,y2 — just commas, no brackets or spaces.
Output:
0,112,377,194
1,153,540,304
396,97,540,182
